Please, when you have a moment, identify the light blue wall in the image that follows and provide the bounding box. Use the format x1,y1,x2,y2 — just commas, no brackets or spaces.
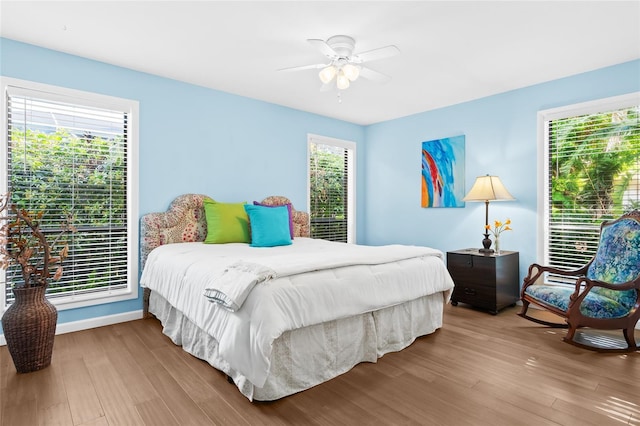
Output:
363,60,640,282
1,37,638,329
0,38,365,328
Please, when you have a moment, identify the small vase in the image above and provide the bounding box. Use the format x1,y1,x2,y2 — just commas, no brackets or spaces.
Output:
1,286,57,373
494,236,501,255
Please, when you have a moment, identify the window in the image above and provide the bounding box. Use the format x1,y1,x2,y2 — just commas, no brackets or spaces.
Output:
538,93,639,283
307,134,356,243
1,77,139,310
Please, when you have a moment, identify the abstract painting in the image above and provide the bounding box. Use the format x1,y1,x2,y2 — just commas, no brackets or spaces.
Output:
421,135,465,208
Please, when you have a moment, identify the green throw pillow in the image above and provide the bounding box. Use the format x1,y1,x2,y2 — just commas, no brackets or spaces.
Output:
203,200,250,244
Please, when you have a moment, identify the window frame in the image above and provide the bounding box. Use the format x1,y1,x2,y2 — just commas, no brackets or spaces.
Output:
307,133,356,243
1,76,139,311
537,92,640,279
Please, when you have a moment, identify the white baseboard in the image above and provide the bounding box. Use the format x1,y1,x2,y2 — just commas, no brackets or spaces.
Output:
0,310,143,346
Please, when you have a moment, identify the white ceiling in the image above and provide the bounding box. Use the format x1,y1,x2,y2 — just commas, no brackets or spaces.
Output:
2,1,639,125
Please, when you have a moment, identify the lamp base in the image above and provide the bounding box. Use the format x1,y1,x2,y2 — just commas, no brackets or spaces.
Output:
479,233,493,254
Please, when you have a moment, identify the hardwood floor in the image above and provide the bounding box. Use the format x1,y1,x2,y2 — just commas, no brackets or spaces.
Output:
1,304,638,426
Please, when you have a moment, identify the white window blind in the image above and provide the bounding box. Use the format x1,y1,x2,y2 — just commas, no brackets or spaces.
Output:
308,135,355,243
542,95,639,282
2,79,138,309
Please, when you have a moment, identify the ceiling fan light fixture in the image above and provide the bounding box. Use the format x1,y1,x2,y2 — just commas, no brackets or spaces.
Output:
342,63,360,82
319,66,337,84
336,69,350,90
285,34,399,93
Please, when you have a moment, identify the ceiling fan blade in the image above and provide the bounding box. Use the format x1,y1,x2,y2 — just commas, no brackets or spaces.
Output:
307,39,338,59
359,66,392,84
353,45,400,63
278,63,327,72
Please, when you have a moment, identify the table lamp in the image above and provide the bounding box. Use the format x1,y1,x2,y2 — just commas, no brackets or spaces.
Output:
463,175,514,253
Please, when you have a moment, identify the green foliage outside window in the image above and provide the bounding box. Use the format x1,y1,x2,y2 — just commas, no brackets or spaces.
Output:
309,143,348,241
9,128,126,225
550,106,639,221
309,144,346,218
548,105,639,269
7,128,127,296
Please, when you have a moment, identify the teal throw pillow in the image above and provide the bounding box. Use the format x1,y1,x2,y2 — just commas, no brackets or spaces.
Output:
253,201,295,239
244,204,292,247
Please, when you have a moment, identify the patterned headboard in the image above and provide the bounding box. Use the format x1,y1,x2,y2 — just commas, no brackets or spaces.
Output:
140,193,310,268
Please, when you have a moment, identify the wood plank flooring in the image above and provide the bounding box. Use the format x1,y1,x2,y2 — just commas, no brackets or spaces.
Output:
1,304,638,425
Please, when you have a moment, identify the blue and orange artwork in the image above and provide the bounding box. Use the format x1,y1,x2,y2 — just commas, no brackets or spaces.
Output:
421,135,465,208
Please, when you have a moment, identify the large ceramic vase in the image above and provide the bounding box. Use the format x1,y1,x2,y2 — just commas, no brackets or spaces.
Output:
1,286,57,373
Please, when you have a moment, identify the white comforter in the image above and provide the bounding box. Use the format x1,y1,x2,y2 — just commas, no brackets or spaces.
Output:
140,238,454,387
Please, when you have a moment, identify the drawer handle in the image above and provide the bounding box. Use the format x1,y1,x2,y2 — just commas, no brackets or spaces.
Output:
464,288,476,296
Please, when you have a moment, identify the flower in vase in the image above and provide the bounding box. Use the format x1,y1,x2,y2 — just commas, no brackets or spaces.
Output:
485,219,513,238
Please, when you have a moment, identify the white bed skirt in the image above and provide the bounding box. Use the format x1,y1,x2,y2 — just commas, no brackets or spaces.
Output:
149,291,445,401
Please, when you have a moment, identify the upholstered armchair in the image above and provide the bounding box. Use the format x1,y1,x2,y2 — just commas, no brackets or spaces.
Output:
518,210,640,352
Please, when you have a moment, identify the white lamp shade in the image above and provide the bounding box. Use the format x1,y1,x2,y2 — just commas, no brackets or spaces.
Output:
463,175,514,202
342,64,360,81
336,70,350,90
319,66,337,84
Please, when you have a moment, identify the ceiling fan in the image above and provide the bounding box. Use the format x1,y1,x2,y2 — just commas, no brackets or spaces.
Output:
279,35,400,91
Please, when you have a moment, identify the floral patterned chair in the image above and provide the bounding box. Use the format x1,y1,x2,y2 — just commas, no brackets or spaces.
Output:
518,210,640,352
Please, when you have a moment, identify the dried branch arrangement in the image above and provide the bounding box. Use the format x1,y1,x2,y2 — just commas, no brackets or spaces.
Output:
0,193,74,288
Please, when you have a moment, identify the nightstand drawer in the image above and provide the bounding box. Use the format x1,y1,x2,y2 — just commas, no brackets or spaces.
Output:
451,282,496,307
447,253,496,287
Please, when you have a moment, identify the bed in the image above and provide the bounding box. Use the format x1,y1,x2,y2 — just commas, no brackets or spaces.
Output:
139,194,454,401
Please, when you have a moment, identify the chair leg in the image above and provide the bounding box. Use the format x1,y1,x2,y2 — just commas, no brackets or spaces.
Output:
518,300,529,317
565,321,578,343
517,300,568,328
623,327,637,350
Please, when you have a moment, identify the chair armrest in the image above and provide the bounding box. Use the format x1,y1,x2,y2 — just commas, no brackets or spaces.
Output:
567,276,640,315
575,276,640,292
522,263,589,291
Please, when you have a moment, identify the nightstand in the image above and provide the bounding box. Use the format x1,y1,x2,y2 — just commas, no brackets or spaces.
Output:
447,248,520,314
